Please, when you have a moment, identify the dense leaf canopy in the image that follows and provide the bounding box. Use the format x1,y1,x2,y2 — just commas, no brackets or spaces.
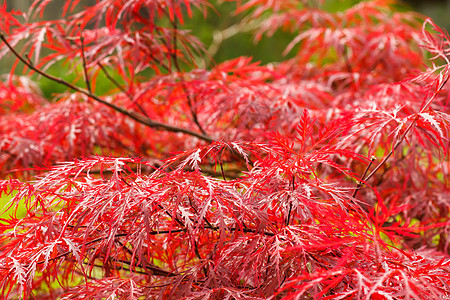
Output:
0,0,449,298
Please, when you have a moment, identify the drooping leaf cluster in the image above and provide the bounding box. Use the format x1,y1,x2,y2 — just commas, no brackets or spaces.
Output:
0,0,449,298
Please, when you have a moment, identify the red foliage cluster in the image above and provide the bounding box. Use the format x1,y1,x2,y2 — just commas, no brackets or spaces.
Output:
0,0,449,298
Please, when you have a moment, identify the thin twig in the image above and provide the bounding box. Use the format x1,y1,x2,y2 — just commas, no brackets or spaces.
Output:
189,197,214,229
0,32,214,143
149,51,171,72
97,62,131,99
1,222,275,274
352,156,376,198
25,53,33,67
220,162,227,181
113,257,178,277
160,3,207,135
172,22,207,135
286,176,295,226
97,61,149,117
78,25,91,93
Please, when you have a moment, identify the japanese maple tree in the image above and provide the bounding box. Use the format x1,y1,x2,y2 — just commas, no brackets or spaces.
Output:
0,0,449,298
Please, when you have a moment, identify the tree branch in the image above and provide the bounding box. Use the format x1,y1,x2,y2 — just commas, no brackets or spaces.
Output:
0,32,214,143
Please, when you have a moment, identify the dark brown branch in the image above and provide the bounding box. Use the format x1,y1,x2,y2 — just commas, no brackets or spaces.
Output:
90,262,150,276
113,257,178,277
219,162,227,180
286,176,295,226
66,223,275,237
2,222,275,275
206,224,275,237
0,32,214,143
